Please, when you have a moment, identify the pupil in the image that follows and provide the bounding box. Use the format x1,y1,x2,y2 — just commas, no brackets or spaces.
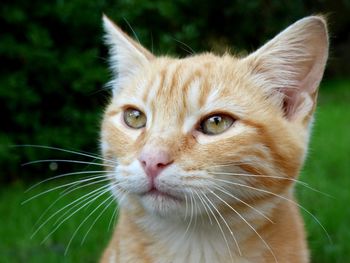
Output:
133,111,140,119
213,116,221,125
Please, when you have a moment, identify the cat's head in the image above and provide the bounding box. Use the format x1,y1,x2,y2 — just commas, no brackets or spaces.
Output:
101,16,328,218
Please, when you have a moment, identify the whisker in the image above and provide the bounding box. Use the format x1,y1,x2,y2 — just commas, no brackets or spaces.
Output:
32,177,112,229
209,189,277,263
40,186,113,244
196,190,214,222
13,144,116,164
107,207,118,232
51,180,114,226
80,196,116,246
52,190,102,227
209,171,307,185
204,161,256,169
208,177,332,242
200,189,239,260
183,191,194,238
22,175,110,204
59,174,112,195
26,170,111,192
107,193,126,231
193,190,213,225
208,171,332,197
212,184,274,224
31,184,113,238
189,189,198,229
65,193,116,255
22,159,114,168
184,194,188,221
194,192,206,226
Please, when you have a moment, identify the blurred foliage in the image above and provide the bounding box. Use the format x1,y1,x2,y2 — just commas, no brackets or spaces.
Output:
1,0,349,182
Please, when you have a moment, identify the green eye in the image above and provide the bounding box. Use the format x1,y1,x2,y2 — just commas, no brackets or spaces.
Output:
200,114,234,135
123,108,146,129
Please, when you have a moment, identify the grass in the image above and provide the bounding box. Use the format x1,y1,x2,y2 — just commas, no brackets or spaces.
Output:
298,79,350,262
0,79,349,263
0,181,116,263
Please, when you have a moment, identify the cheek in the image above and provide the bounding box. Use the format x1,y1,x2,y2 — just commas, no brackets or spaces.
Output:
101,119,142,165
185,123,258,168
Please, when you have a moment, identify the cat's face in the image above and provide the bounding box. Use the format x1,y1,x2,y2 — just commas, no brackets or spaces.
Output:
101,16,328,218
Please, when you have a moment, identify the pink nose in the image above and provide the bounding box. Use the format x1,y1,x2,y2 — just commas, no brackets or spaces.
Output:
138,148,173,180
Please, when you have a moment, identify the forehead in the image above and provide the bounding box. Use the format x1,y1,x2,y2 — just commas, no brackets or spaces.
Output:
114,55,250,127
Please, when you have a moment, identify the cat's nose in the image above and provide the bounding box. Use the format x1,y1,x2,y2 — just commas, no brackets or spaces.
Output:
138,148,173,180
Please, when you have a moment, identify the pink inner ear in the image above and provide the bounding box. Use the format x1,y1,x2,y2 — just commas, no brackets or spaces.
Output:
282,90,296,118
280,56,325,120
282,90,306,120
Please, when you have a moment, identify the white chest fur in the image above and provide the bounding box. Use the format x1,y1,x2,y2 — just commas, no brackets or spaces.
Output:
137,214,256,263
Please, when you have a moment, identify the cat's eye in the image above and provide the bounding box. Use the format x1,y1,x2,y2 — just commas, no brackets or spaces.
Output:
123,108,147,129
199,114,234,135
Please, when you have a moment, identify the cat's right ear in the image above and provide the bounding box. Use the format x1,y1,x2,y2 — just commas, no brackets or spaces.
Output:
102,15,154,89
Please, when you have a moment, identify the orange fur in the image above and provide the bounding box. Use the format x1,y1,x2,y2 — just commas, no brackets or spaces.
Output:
100,15,328,263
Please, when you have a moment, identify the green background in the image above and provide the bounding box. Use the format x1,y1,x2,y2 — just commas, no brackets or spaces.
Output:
1,0,349,262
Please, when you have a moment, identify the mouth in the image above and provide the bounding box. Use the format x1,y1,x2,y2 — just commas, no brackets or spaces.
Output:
142,187,181,202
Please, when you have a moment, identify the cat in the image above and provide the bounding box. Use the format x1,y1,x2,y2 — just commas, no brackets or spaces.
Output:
99,15,328,263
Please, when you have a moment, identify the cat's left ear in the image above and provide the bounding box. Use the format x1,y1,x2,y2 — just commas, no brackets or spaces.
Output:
103,15,154,89
244,16,329,124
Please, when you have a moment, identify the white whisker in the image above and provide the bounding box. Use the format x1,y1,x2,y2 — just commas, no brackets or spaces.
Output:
32,176,112,229
209,171,307,184
31,184,113,238
41,186,112,245
212,184,274,224
81,196,116,245
205,161,255,169
107,192,126,231
184,194,189,221
26,170,111,192
65,193,116,254
209,189,278,263
59,174,112,195
193,190,213,225
22,159,114,168
208,171,332,197
208,177,332,242
200,189,239,261
52,181,114,226
183,191,194,238
22,176,110,204
107,207,118,231
14,144,117,164
189,188,198,229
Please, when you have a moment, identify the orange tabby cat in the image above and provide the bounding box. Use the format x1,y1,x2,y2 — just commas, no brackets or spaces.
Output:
99,15,328,263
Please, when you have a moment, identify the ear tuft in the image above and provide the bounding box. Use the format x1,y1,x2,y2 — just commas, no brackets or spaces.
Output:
245,16,329,123
102,15,154,90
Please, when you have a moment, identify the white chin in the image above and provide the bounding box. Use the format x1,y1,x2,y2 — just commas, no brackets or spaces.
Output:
140,194,184,217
